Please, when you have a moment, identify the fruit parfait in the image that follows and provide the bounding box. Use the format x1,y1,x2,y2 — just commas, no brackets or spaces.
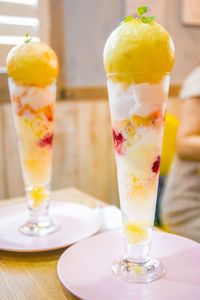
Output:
104,6,175,282
7,35,59,236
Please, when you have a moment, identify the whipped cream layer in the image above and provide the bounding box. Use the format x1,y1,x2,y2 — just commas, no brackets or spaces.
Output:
8,78,56,110
107,79,169,120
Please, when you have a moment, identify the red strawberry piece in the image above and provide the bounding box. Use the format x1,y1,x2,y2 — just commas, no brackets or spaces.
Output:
112,129,125,155
152,156,161,174
38,133,53,147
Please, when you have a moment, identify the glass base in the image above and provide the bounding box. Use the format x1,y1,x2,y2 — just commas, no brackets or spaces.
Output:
112,257,166,283
19,218,60,237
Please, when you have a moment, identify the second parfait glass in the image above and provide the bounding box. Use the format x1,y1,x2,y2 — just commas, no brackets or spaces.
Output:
8,78,59,236
107,72,170,282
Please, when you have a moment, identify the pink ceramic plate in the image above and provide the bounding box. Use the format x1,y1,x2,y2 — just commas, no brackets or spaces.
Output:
0,201,101,252
57,229,200,300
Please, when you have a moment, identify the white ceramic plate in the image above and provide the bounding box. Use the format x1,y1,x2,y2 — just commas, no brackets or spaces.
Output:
58,229,200,300
0,201,101,252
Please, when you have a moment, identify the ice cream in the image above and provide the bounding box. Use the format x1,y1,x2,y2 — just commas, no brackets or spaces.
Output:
104,18,174,84
7,40,58,87
7,38,58,209
104,15,175,245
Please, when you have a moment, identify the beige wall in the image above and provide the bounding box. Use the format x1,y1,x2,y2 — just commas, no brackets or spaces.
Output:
64,0,123,86
64,0,200,86
166,0,200,83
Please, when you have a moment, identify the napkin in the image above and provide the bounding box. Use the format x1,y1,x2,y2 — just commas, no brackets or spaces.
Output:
99,205,122,231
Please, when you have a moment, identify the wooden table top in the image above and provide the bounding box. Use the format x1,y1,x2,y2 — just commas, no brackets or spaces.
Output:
0,188,105,300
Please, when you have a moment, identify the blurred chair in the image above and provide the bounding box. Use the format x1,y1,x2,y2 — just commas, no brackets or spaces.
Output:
0,101,118,205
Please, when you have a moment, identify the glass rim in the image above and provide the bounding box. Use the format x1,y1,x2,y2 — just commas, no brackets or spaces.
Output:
7,77,57,87
106,72,171,77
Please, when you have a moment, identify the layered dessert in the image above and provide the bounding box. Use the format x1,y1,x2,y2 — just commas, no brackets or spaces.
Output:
104,13,175,246
7,39,58,209
107,76,169,244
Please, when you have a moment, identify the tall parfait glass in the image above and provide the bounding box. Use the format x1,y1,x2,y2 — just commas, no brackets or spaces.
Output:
8,78,59,236
107,72,170,282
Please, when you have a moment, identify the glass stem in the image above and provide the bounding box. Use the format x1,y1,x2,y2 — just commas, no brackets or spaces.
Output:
124,228,152,263
26,185,50,224
19,184,59,236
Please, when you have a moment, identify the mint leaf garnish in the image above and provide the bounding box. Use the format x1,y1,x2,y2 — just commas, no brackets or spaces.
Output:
24,33,31,43
137,6,156,23
141,16,156,23
137,6,148,16
124,16,134,22
120,5,156,25
120,15,134,25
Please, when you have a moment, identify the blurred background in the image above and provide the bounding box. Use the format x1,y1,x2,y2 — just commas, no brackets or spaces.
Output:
0,0,200,209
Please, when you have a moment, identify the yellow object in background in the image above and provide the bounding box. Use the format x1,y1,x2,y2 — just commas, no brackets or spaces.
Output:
160,113,179,176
